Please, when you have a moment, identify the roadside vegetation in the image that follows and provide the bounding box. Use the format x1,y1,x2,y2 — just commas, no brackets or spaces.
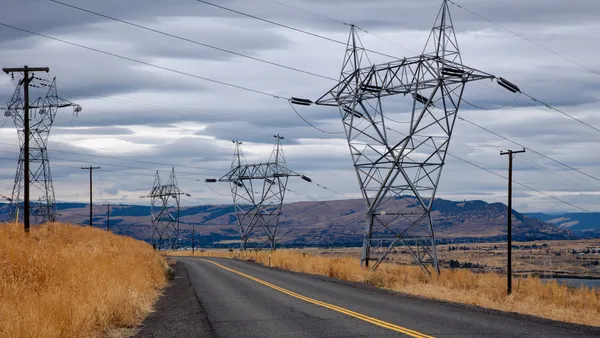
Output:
173,249,600,327
0,222,168,338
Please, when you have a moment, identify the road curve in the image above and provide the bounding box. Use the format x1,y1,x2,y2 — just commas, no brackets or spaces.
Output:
178,256,599,337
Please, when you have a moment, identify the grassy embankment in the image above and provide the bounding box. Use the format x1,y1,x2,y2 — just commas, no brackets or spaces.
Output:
0,223,169,338
171,249,600,327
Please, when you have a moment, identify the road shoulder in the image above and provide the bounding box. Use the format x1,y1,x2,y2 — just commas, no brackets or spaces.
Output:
134,261,215,338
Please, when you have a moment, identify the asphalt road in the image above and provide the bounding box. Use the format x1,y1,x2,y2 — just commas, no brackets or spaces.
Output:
175,257,599,337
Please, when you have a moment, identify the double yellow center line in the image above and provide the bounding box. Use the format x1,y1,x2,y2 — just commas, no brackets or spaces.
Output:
199,259,434,338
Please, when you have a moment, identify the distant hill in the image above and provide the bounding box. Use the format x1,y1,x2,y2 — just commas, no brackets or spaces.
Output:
524,212,600,238
0,198,577,247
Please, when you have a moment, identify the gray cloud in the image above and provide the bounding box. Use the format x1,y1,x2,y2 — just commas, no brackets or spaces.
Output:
0,0,599,213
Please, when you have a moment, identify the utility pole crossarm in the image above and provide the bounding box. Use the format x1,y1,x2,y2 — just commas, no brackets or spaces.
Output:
500,149,526,156
2,67,49,73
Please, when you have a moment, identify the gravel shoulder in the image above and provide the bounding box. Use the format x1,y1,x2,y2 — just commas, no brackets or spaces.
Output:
134,261,215,338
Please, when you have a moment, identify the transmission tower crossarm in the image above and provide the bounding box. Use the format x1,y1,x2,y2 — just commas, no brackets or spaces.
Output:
2,66,49,73
218,163,299,182
315,57,495,106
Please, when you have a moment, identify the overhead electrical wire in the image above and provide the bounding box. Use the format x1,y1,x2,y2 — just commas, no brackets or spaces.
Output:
195,0,399,60
447,0,600,78
48,0,337,82
34,0,600,142
457,116,600,186
262,0,349,26
460,93,522,111
287,100,343,135
383,125,594,213
0,19,338,135
28,2,600,143
204,181,231,197
0,140,227,173
518,91,600,134
0,22,287,100
0,155,205,181
5,2,599,210
517,155,597,194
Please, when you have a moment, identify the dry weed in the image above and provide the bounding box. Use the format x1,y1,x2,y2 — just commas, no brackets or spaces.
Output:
0,223,168,338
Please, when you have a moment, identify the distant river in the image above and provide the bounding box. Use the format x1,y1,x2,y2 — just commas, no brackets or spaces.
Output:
551,278,600,289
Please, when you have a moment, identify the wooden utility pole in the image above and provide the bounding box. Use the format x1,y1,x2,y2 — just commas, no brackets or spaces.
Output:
102,202,110,231
500,148,525,295
81,166,100,227
2,66,49,232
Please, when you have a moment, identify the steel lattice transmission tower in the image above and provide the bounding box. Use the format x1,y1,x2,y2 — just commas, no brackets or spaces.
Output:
5,76,81,224
312,0,495,273
147,168,186,250
210,135,305,250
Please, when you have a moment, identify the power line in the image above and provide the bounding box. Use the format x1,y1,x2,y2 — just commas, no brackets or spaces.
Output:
447,0,600,78
287,100,343,135
0,21,287,100
49,0,337,82
203,181,231,197
49,154,215,178
457,116,600,186
519,90,600,134
448,151,593,213
0,155,205,181
0,140,226,172
262,0,349,26
517,155,596,194
460,93,522,111
263,0,419,57
0,21,338,135
263,0,416,55
195,0,398,60
384,126,594,214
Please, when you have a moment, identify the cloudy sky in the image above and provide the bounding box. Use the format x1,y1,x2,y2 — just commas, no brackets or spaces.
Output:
1,0,600,213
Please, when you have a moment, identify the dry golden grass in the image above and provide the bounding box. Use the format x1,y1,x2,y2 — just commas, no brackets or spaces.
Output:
0,223,168,338
174,249,600,327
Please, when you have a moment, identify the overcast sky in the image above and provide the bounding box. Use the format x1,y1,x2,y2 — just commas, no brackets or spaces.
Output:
1,0,600,213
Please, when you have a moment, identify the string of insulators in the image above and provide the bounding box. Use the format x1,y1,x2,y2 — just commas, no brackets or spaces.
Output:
360,84,383,93
414,93,430,105
497,77,520,93
441,67,465,77
343,105,364,118
290,97,313,106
